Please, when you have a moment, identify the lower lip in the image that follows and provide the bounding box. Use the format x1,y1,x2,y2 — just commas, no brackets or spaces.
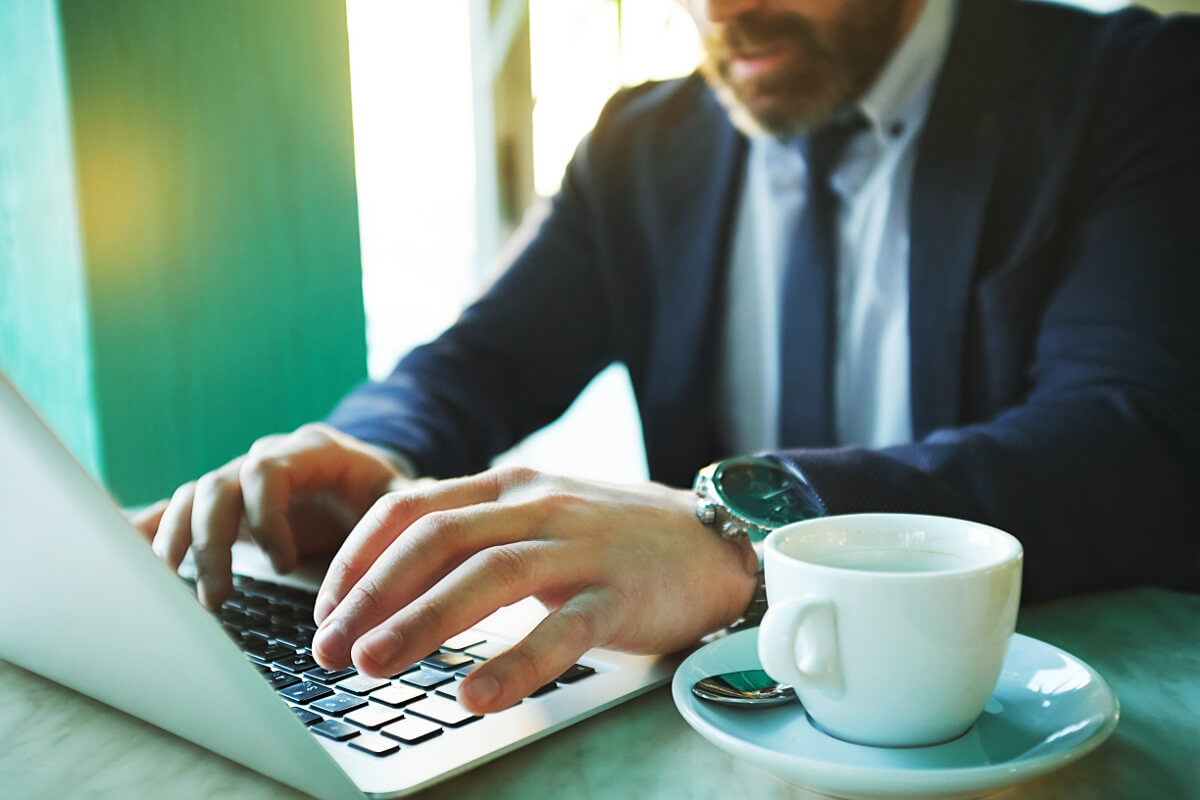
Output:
730,47,793,80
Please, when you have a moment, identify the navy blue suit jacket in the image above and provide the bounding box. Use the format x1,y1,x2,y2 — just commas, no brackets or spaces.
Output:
330,1,1200,601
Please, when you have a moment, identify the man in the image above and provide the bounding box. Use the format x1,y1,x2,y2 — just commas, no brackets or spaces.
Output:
136,0,1200,716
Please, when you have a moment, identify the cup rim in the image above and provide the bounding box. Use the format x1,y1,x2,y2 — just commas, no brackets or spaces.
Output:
765,512,1023,578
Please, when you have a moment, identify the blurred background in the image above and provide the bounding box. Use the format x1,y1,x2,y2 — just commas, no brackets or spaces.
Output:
0,0,1185,505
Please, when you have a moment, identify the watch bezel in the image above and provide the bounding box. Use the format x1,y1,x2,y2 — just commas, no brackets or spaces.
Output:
695,455,826,539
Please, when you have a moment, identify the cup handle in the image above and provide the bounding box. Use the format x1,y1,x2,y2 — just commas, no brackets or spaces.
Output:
758,597,843,697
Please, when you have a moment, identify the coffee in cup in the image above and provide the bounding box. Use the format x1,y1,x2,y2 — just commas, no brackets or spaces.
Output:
757,513,1023,747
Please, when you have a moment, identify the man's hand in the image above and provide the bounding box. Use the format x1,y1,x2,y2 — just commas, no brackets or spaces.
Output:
132,423,410,609
309,466,759,715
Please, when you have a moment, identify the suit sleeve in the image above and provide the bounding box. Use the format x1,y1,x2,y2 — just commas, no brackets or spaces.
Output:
775,16,1200,602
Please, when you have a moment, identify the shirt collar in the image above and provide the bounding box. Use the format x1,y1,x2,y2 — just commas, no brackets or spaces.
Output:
858,0,958,143
755,0,957,193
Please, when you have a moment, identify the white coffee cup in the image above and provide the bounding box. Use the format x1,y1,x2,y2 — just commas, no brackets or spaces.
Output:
758,513,1023,748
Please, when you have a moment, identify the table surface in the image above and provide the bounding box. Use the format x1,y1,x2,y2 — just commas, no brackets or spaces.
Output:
2,587,1197,799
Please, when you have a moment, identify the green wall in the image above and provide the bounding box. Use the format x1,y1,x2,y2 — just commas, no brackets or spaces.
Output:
0,0,367,505
0,0,102,478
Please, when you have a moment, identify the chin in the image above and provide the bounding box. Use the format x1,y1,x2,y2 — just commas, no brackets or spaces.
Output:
709,83,835,140
701,64,845,140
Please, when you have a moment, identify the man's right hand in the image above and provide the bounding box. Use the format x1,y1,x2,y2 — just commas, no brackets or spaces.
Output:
132,423,411,610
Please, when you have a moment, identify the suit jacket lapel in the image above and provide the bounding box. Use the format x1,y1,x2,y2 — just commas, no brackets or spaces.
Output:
908,0,1029,438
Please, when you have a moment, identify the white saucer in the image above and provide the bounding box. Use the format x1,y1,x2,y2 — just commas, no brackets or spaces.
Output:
672,630,1118,800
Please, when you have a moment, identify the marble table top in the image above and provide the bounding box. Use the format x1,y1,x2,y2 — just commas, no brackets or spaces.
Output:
2,587,1197,799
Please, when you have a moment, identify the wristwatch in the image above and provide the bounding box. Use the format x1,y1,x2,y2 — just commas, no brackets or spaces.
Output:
693,455,826,545
693,455,826,632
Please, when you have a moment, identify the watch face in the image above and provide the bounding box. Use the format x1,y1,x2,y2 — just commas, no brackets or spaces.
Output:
714,458,823,528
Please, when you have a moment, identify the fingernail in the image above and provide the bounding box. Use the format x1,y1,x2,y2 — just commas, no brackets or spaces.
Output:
358,629,403,672
314,621,348,663
313,592,337,624
465,674,499,707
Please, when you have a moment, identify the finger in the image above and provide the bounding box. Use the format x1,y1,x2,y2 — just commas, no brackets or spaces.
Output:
459,587,617,714
189,463,246,609
152,482,198,572
313,498,537,667
338,539,567,676
314,469,516,624
239,448,300,575
241,424,404,581
129,499,170,542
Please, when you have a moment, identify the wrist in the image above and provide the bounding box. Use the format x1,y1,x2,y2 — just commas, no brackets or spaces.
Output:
692,455,826,636
713,534,761,634
703,556,764,641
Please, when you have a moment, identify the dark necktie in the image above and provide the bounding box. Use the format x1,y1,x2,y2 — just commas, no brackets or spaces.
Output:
778,113,867,448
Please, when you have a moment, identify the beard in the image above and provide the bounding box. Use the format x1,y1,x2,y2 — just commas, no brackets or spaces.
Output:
697,1,909,138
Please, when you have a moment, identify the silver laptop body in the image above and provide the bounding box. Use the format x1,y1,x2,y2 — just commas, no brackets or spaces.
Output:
0,372,675,798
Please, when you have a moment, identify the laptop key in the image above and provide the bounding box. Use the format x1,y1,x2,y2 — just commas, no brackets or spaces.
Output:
266,622,299,640
381,717,442,745
311,719,360,741
274,653,320,674
259,645,299,663
265,601,299,619
238,583,275,600
247,624,278,641
465,640,510,660
266,671,302,691
273,626,315,649
275,611,313,630
311,693,368,717
421,652,474,672
242,608,270,626
274,584,318,605
370,684,425,708
345,704,404,731
240,628,268,647
349,732,401,757
441,630,488,651
388,662,420,679
304,667,358,685
556,663,596,683
529,682,559,698
219,609,253,630
241,594,271,610
291,706,322,726
279,680,334,704
241,637,274,658
336,674,390,696
434,681,463,702
223,596,254,613
400,668,455,690
406,696,480,728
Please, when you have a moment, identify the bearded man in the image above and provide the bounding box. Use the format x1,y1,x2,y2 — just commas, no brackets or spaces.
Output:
138,0,1200,714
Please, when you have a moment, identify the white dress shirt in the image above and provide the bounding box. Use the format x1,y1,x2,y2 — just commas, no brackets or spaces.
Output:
716,0,957,453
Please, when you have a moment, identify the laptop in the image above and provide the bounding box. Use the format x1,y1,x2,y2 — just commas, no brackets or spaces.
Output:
0,372,676,798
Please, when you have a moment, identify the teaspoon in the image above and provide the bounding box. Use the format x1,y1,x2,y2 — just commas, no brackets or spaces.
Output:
691,669,797,708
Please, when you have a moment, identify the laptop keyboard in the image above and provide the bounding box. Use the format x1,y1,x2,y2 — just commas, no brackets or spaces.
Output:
186,574,596,758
